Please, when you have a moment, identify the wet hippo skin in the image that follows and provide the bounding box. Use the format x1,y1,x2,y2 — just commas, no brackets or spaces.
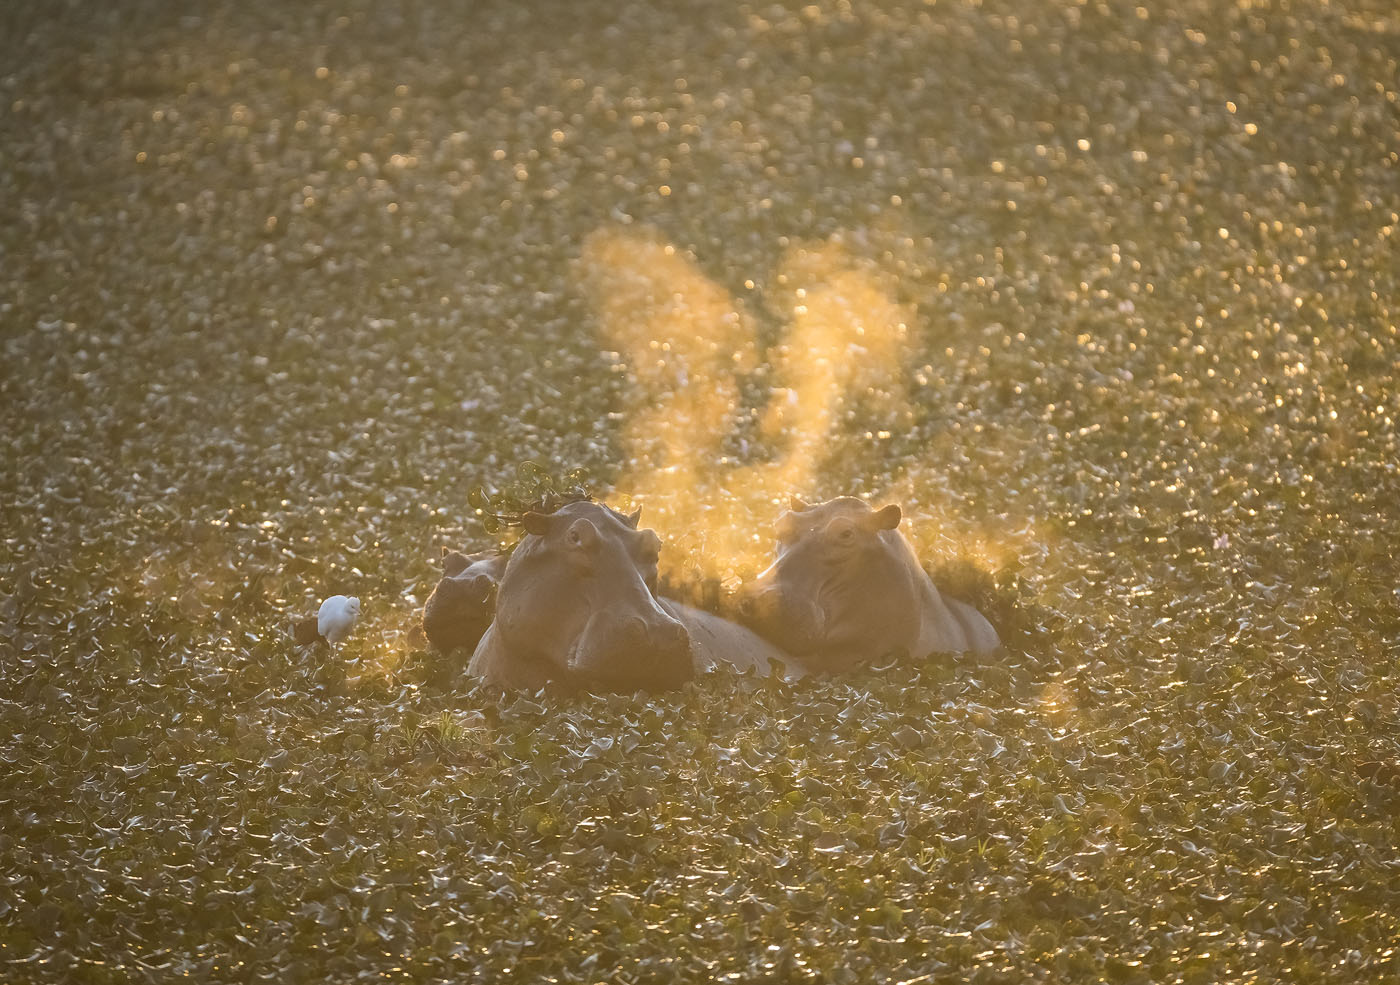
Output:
465,501,793,691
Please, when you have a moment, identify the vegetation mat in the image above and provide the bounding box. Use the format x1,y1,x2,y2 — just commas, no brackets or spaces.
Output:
3,0,1399,981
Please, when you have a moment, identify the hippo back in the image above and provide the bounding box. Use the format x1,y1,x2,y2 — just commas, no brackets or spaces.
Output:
661,600,804,679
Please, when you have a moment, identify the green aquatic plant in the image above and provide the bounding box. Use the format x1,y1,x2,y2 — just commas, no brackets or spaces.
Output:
468,462,595,537
3,1,1400,983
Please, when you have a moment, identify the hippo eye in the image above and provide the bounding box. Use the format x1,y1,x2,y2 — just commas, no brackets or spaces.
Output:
836,527,856,544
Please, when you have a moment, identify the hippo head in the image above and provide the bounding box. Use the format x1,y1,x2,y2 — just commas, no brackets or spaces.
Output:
492,501,693,691
739,496,919,669
423,548,506,654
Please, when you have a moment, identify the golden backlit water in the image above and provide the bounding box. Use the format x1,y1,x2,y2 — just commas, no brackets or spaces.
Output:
2,1,1399,981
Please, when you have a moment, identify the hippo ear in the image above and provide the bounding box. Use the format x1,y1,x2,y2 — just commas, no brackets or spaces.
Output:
870,504,902,530
625,507,642,529
522,511,552,536
565,517,599,551
789,496,812,512
442,550,471,577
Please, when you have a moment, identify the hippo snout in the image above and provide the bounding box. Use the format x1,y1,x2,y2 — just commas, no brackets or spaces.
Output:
737,580,793,620
650,618,692,661
571,610,694,689
738,584,824,653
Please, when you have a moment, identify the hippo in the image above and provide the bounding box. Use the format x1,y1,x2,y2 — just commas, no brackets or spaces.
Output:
740,496,1000,672
468,501,791,691
422,548,508,654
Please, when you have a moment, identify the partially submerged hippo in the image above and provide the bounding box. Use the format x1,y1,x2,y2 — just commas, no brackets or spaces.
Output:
740,496,1000,672
469,501,789,691
422,548,508,654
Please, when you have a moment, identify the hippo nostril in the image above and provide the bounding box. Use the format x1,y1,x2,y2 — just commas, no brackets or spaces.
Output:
468,575,496,604
655,620,690,654
740,587,778,622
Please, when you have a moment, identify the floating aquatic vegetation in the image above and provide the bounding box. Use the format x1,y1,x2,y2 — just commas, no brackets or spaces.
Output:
467,462,595,538
2,0,1400,983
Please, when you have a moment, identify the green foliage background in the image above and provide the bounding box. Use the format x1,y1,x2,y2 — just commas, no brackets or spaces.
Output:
3,0,1399,981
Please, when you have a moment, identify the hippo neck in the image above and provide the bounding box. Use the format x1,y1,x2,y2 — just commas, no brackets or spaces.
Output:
873,529,933,607
884,529,938,598
880,529,958,653
892,533,974,655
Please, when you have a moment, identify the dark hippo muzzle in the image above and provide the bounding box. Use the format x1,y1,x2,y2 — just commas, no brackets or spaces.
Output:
569,607,695,690
737,582,826,655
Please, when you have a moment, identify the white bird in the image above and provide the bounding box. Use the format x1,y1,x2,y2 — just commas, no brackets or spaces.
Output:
292,595,361,647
